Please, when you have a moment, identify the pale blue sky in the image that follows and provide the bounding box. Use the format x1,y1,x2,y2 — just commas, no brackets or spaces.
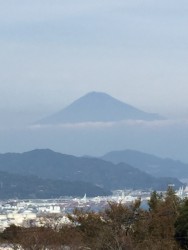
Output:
0,0,188,124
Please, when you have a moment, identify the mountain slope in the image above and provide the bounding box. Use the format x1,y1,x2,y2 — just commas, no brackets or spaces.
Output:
0,170,110,199
37,92,163,124
102,149,188,179
0,149,182,190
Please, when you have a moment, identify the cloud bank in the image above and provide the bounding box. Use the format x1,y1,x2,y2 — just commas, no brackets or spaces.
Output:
29,119,188,130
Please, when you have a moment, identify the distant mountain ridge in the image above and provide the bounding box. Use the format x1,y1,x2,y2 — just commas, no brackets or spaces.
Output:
37,92,164,124
0,149,182,191
102,149,188,179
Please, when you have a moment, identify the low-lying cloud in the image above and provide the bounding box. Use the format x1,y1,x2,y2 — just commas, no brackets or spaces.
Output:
29,119,188,130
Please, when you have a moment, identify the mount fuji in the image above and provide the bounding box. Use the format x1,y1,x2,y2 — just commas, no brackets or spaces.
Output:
37,92,164,124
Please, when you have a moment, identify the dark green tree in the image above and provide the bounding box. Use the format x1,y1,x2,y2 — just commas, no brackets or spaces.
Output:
175,198,188,249
148,191,163,211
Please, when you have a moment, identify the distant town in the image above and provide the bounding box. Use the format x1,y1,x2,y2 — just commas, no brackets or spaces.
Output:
0,186,187,232
0,190,143,231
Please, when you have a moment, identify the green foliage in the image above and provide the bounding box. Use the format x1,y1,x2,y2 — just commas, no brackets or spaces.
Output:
148,190,163,211
175,199,188,249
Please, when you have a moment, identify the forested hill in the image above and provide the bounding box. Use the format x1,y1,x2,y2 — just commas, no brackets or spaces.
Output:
0,149,183,191
0,170,110,199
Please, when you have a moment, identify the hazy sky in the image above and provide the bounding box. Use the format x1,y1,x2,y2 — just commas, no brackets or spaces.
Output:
1,0,188,160
0,0,188,124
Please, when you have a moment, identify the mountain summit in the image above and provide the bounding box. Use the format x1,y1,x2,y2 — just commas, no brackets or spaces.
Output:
37,92,163,124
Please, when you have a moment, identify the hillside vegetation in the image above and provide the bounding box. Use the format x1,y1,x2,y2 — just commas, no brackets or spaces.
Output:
0,149,183,192
1,188,188,250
